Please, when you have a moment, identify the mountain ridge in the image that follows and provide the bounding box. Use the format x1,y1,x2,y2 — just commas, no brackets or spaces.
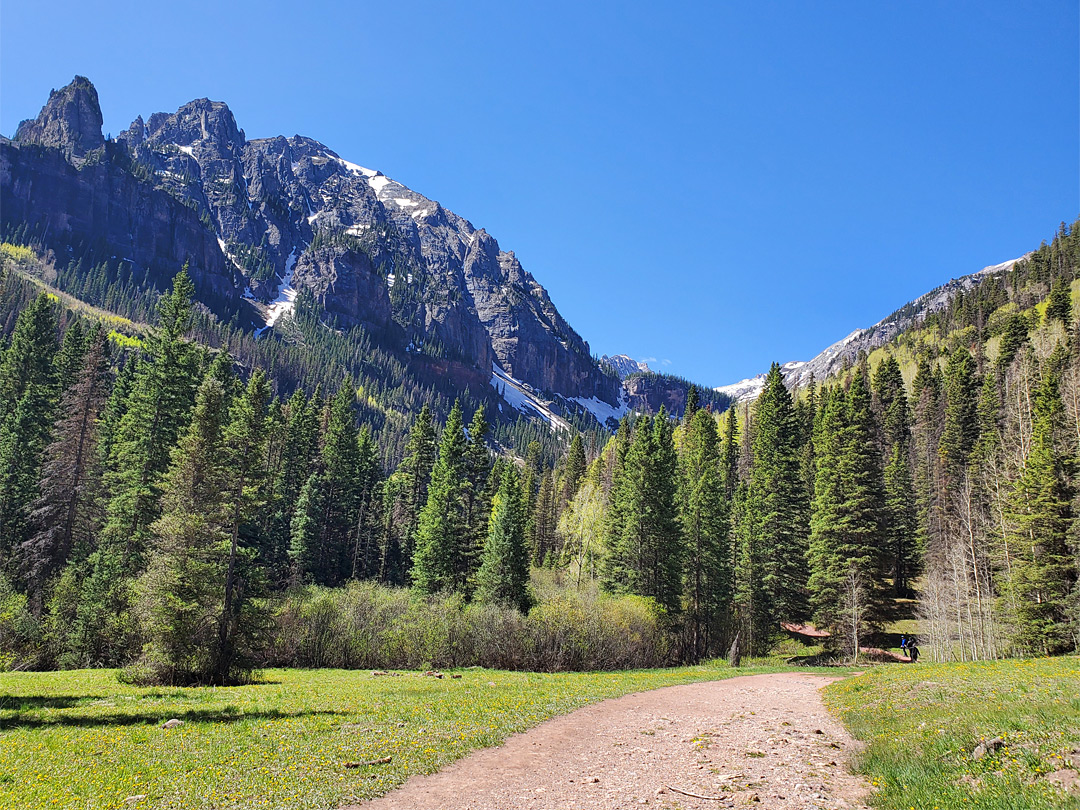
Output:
714,255,1030,401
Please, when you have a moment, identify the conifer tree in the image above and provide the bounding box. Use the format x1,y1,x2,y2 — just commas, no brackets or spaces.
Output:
940,348,980,482
136,375,231,683
215,368,271,682
1046,276,1073,325
808,371,887,657
603,411,682,612
678,408,731,659
21,326,109,613
475,466,532,612
559,433,587,508
463,405,492,569
350,426,384,580
412,400,471,594
290,385,360,585
743,363,809,651
98,269,200,575
385,405,437,582
0,293,60,559
1005,358,1076,655
684,385,700,423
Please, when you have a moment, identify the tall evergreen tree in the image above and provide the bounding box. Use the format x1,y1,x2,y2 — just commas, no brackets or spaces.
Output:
743,363,809,651
1005,358,1076,655
21,326,109,613
290,385,360,586
412,400,472,594
384,405,437,583
0,293,60,561
475,466,532,613
678,408,731,659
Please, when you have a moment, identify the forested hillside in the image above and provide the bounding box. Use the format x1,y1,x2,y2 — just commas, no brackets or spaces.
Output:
1,197,1076,679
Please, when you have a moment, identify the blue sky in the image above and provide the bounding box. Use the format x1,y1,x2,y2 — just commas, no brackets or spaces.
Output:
2,1,1077,386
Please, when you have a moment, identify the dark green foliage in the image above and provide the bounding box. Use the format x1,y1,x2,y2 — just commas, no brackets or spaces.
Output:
741,363,809,652
602,410,683,613
475,466,532,612
290,386,361,586
411,400,472,595
1006,362,1076,655
678,408,732,659
807,370,887,654
1046,276,1072,325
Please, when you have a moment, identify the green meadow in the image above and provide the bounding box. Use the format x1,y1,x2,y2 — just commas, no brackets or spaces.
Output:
826,656,1080,810
1,662,770,810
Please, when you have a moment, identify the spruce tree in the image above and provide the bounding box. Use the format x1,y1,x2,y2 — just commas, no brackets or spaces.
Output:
1046,276,1073,325
743,363,809,651
290,385,360,586
21,326,109,613
475,466,532,612
1005,359,1076,655
412,400,471,594
678,408,731,659
215,369,271,682
0,293,60,560
135,375,234,683
385,405,437,583
807,371,887,657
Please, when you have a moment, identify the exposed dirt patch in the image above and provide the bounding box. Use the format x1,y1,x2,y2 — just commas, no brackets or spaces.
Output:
348,673,869,809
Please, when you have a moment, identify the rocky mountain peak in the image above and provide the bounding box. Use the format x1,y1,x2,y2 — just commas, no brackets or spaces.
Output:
13,75,104,163
144,98,245,152
601,354,651,380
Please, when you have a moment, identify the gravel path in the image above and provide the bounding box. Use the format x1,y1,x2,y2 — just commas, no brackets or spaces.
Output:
349,673,869,810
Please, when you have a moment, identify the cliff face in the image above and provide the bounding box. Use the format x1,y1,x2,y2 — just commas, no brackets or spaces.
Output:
3,76,625,412
13,76,104,164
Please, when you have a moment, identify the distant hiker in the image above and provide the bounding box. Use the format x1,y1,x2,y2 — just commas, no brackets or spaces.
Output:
899,636,907,658
908,643,920,662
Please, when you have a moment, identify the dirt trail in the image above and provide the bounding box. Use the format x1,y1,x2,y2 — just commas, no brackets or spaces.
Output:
349,673,869,810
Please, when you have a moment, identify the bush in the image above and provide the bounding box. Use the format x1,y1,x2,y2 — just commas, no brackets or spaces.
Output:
264,578,673,672
0,572,43,671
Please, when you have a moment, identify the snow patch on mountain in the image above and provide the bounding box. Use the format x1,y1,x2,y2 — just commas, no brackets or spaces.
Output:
572,393,629,426
265,247,298,327
491,365,569,432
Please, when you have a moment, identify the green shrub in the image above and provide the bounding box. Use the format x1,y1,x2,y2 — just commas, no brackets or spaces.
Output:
265,579,672,671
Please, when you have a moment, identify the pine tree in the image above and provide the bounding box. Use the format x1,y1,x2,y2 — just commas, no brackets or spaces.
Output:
678,408,731,660
215,368,271,682
135,375,232,683
463,405,492,571
940,349,980,482
21,326,109,613
98,269,200,575
385,405,437,583
350,425,384,580
0,293,60,560
1046,276,1073,325
559,433,587,508
1005,359,1076,655
684,385,700,422
290,385,360,586
412,400,471,594
807,370,887,658
602,411,683,612
475,466,532,612
743,363,809,651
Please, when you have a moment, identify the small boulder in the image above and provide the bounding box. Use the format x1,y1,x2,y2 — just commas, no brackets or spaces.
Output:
972,737,1005,760
161,719,183,729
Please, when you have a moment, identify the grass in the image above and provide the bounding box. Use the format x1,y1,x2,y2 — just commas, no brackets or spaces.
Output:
825,656,1080,810
0,661,832,810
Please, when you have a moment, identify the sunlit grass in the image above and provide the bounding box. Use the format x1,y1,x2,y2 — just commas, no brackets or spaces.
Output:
0,661,833,809
825,656,1080,810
